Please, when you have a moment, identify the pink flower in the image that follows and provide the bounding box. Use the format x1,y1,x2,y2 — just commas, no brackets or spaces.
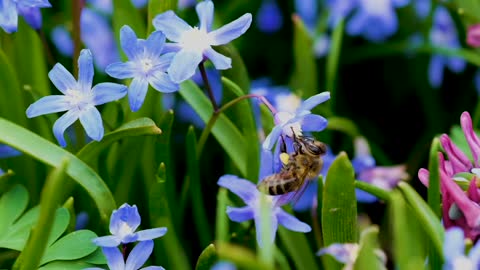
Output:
467,24,480,48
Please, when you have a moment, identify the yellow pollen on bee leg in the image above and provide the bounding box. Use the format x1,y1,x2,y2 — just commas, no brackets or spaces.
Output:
280,153,290,165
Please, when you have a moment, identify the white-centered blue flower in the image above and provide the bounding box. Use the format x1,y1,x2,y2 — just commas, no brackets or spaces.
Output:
26,49,127,147
153,0,252,83
106,25,179,112
92,203,167,247
442,227,480,270
0,0,51,33
85,240,164,270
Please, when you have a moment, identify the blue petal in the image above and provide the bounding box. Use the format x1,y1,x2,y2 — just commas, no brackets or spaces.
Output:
125,240,154,270
209,13,252,46
443,227,465,261
317,243,358,264
327,0,357,27
256,0,283,33
92,82,128,105
79,106,104,142
226,206,254,222
146,30,166,57
262,125,283,150
102,246,125,270
468,240,480,264
259,149,274,180
120,25,139,60
78,49,94,91
346,10,367,36
92,235,121,247
142,267,166,270
392,0,410,8
17,6,41,30
153,10,192,42
148,71,179,93
474,70,480,96
87,0,112,14
128,77,149,112
106,62,136,79
355,188,378,203
218,175,258,203
26,95,70,118
50,26,73,57
277,209,311,232
110,203,141,236
131,0,147,8
156,52,176,71
168,49,203,83
447,57,466,73
0,145,21,158
415,0,431,19
196,0,214,32
292,181,317,211
428,55,445,88
314,35,330,57
211,261,236,270
294,0,317,31
351,154,375,173
136,227,168,241
53,110,80,147
254,213,278,247
301,114,328,132
204,47,232,70
48,63,78,94
297,92,330,112
18,0,51,8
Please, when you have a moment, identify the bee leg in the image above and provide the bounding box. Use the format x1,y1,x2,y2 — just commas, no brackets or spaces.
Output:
280,135,287,153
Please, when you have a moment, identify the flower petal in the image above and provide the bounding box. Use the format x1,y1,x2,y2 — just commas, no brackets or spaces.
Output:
208,13,252,46
146,30,166,57
262,125,283,150
48,63,78,94
468,240,480,263
0,145,21,158
92,82,128,105
92,235,121,247
78,49,94,92
125,240,154,270
53,110,80,147
102,246,125,270
79,106,104,142
110,203,141,236
51,26,73,57
120,25,139,59
259,149,274,180
136,227,168,241
444,227,465,261
355,188,378,203
461,111,480,167
276,209,311,232
428,55,445,88
300,114,328,132
297,92,330,112
148,71,179,93
19,0,51,8
142,267,165,270
128,77,149,112
317,243,359,264
204,47,231,70
226,206,254,222
167,49,203,83
156,52,176,71
196,0,214,31
26,95,70,118
0,0,18,33
18,6,42,30
153,10,192,42
218,174,258,203
106,62,136,79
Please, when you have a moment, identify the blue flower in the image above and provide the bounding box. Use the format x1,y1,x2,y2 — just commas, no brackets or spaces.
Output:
106,25,179,112
92,203,167,247
26,49,127,147
317,243,360,267
256,0,283,33
326,0,357,28
294,0,318,32
87,0,148,14
262,92,330,151
0,144,21,175
211,261,236,270
153,0,252,83
177,0,196,10
0,0,51,33
428,6,466,88
414,0,431,19
346,0,409,42
85,240,165,270
442,227,480,270
50,26,74,57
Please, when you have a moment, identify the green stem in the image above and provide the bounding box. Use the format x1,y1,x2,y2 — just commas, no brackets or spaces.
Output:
354,180,391,202
199,62,219,111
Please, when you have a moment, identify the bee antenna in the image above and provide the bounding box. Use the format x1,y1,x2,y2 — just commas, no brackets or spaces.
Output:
290,127,297,139
280,135,287,153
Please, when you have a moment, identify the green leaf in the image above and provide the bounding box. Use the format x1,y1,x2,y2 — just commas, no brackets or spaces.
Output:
149,163,191,270
325,19,344,111
179,80,247,176
354,181,391,202
0,185,29,233
354,226,386,270
215,188,229,244
427,137,442,269
278,221,319,270
0,118,116,222
397,182,444,257
186,127,212,246
147,0,178,33
112,0,145,59
195,244,218,270
40,230,98,265
0,49,26,127
76,117,162,162
326,117,360,137
217,243,270,270
215,45,250,93
38,261,95,270
290,15,318,98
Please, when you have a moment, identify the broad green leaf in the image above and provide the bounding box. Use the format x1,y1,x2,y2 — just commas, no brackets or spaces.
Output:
17,160,69,270
148,0,178,33
290,15,318,98
83,248,107,264
216,44,250,94
0,49,26,126
397,182,444,257
0,185,29,233
196,244,218,270
0,118,116,222
179,80,247,176
187,127,212,246
149,163,191,270
76,117,162,162
38,261,95,270
325,19,344,112
354,226,385,270
40,230,98,265
221,77,259,182
112,0,145,59
278,221,319,270
455,0,480,21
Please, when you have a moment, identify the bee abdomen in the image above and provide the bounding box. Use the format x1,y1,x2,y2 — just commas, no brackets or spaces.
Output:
257,174,299,195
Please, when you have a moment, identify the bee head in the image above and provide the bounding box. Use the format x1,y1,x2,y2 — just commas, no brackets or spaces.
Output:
301,138,326,156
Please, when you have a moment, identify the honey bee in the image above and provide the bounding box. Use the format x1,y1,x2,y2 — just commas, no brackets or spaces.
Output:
257,132,327,199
